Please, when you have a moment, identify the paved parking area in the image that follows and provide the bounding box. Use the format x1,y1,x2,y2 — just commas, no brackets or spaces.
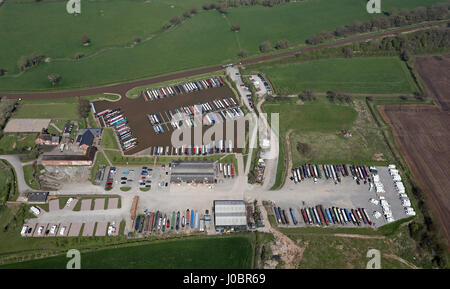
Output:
80,199,92,211
95,222,107,236
107,198,119,209
22,223,35,237
249,75,268,97
94,198,105,210
33,223,47,237
276,166,410,227
64,199,78,211
57,223,70,237
46,224,59,237
82,222,95,236
68,223,82,237
49,199,59,211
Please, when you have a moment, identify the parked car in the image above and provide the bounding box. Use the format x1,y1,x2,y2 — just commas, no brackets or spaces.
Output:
50,225,57,234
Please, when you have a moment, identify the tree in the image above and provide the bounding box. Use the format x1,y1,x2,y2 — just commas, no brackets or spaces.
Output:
259,41,272,53
29,51,44,66
48,74,61,86
401,49,411,61
217,4,228,14
162,22,171,30
134,37,141,44
275,39,290,50
237,50,248,58
75,53,84,60
81,35,90,45
190,7,198,14
343,46,353,58
17,56,30,71
170,15,182,25
0,68,5,76
78,98,90,118
183,10,192,19
231,23,241,32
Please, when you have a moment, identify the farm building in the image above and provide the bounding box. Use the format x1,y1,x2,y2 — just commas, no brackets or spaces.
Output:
41,146,97,166
76,129,95,150
26,192,49,203
35,133,60,146
170,161,215,184
214,200,247,231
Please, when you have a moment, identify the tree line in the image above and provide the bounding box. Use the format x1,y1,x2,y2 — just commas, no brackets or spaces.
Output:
306,2,450,45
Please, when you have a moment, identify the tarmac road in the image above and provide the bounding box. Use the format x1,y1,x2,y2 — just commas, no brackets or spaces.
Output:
1,21,447,100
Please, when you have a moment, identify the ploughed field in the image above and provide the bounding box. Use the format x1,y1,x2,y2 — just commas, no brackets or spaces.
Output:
379,55,450,246
94,84,243,155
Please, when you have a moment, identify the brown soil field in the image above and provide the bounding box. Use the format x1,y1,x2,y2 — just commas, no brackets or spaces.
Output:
415,55,450,111
94,85,245,155
379,55,450,246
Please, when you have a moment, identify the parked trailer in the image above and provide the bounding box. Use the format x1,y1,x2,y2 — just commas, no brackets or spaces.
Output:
195,211,199,229
289,208,298,225
190,210,194,229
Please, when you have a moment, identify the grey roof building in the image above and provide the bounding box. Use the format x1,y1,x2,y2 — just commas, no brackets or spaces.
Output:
27,192,49,203
170,161,215,184
214,200,247,231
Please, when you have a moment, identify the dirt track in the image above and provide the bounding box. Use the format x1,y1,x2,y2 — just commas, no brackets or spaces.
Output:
379,55,450,247
1,20,448,100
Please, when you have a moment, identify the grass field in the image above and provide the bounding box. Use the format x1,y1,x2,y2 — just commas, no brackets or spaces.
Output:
13,102,79,119
0,0,443,91
0,133,36,154
1,236,253,269
101,128,119,149
23,164,40,190
263,96,394,180
0,160,17,204
261,57,418,94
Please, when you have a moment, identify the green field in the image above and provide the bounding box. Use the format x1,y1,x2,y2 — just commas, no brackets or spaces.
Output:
0,0,443,91
0,133,36,154
0,160,17,204
13,102,79,119
261,57,418,94
263,96,393,168
101,128,119,149
1,236,253,269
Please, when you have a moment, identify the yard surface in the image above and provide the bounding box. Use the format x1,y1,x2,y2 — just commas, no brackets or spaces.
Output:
0,0,442,90
261,57,418,94
1,236,253,269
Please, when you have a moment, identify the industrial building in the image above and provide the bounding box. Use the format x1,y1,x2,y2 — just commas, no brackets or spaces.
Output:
41,146,97,166
170,161,215,184
214,200,247,232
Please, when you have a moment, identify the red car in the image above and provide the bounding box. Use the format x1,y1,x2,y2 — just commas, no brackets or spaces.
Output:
166,219,170,228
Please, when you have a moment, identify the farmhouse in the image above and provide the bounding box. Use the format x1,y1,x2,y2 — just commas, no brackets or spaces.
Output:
214,200,247,232
41,146,97,166
170,161,215,184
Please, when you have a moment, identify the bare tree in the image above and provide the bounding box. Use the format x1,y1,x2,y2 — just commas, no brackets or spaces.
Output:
48,74,61,86
259,41,272,53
